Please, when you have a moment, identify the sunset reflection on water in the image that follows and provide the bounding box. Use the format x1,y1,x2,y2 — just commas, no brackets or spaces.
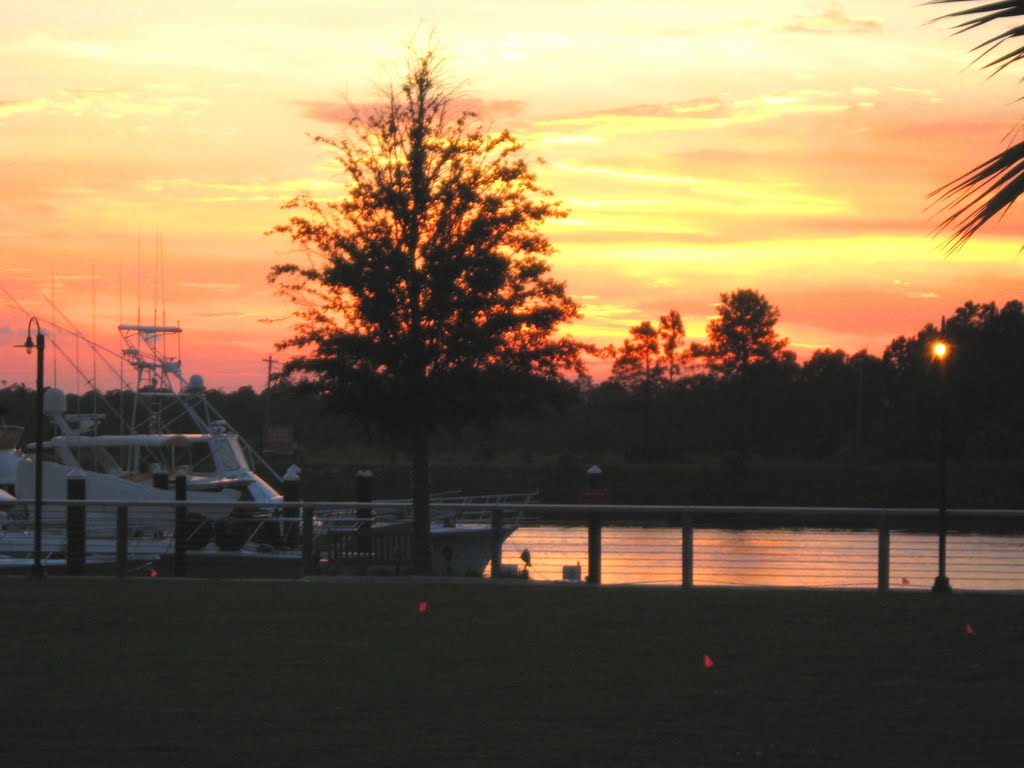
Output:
501,527,1024,590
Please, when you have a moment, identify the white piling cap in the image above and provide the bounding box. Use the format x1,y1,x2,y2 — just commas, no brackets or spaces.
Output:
587,465,603,475
356,468,374,478
283,464,301,482
67,467,87,480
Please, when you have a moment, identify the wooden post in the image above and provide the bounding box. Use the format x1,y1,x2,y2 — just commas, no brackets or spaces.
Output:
682,512,694,589
174,471,187,577
490,508,504,579
116,504,128,579
152,464,169,490
878,513,890,592
66,469,86,575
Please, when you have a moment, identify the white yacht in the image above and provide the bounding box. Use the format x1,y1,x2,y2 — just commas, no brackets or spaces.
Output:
0,323,520,576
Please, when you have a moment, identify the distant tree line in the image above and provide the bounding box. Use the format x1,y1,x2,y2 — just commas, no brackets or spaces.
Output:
3,295,1023,472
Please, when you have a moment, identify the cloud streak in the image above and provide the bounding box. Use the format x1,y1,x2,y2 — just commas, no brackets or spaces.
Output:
297,96,527,124
783,5,882,35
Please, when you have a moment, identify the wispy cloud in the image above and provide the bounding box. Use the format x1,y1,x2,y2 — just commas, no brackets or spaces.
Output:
2,34,114,59
0,98,48,118
141,177,337,203
181,282,241,293
783,4,882,35
297,96,526,124
536,91,849,135
0,88,209,121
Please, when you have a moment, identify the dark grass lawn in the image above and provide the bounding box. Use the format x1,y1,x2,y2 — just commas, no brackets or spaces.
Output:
1,578,1022,766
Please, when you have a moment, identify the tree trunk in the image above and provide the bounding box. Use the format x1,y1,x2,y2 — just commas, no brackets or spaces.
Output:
411,422,432,574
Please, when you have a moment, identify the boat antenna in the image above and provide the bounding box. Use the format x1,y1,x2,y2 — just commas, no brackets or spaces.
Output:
50,263,57,387
136,232,141,332
153,231,158,330
92,262,97,394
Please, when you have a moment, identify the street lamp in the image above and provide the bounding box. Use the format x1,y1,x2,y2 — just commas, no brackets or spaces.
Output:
931,338,951,594
16,318,45,580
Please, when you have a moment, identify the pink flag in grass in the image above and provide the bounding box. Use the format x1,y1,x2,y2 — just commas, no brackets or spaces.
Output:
966,624,975,636
704,654,714,669
419,601,428,614
150,568,158,578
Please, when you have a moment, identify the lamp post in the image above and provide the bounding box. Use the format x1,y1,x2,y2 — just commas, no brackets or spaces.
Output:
931,338,951,594
17,318,45,579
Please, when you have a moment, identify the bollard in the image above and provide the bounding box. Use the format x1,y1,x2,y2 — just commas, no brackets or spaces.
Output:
356,469,373,556
116,504,128,578
66,469,86,575
174,471,187,577
152,464,169,491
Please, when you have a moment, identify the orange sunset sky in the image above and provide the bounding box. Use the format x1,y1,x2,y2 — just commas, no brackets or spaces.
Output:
4,1,1024,392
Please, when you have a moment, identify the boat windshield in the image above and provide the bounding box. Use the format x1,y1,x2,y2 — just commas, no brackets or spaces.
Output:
210,435,249,472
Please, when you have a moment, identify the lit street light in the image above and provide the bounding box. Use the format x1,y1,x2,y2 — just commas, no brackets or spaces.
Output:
16,318,45,580
932,337,951,594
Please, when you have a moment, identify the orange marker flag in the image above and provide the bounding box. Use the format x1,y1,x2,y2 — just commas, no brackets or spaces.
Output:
704,653,714,669
901,577,910,585
966,623,975,636
418,601,428,614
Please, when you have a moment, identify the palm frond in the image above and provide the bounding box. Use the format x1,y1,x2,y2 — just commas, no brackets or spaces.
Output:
928,1,1024,75
928,137,1024,251
928,2,1024,248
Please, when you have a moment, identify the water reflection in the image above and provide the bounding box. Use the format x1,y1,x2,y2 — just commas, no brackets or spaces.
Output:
501,526,1024,590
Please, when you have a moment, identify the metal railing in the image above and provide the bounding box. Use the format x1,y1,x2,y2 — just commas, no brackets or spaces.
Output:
2,497,1023,590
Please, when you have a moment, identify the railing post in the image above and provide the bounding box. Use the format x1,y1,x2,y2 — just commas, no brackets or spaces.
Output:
356,468,373,556
302,505,316,575
682,512,694,589
66,469,86,575
581,465,607,585
284,465,314,575
878,513,890,592
116,504,128,578
587,511,602,585
152,464,169,490
174,471,187,577
491,508,504,579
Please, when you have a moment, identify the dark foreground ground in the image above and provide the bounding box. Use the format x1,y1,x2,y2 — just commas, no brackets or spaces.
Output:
0,578,1021,767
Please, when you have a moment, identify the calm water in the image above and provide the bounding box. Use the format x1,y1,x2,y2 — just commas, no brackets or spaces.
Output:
500,526,1024,590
